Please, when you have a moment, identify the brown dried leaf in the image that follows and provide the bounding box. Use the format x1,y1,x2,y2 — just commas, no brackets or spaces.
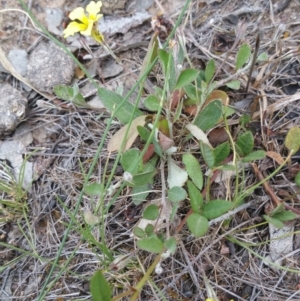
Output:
266,151,285,165
204,89,229,107
107,115,147,152
220,242,230,255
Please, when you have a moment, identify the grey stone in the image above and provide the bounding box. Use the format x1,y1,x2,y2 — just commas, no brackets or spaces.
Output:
27,41,75,93
7,49,28,77
45,8,64,35
0,84,27,137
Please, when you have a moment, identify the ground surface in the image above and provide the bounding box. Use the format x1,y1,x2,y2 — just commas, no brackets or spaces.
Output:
1,0,300,300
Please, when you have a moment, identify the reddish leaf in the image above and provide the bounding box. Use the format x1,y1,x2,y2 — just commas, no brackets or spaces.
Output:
208,128,229,145
159,132,174,151
143,144,155,163
184,104,197,116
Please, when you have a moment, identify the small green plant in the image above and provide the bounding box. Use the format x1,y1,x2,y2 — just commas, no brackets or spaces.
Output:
59,15,300,299
0,160,29,223
8,1,299,300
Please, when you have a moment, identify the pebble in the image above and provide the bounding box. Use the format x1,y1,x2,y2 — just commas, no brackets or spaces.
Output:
27,41,76,93
7,49,28,77
0,84,27,137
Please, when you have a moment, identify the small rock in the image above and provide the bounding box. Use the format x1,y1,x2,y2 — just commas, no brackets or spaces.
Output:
126,0,154,12
101,58,124,78
87,96,105,110
14,122,33,146
0,84,27,137
98,11,151,37
7,49,28,77
45,8,64,35
0,139,33,190
27,41,76,93
101,0,127,14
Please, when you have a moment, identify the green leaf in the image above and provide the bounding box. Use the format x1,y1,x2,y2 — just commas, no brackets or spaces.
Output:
90,270,112,301
54,84,87,107
177,40,185,66
194,100,222,131
139,34,159,82
257,52,268,61
242,150,266,162
132,156,157,204
137,125,151,141
154,86,164,98
170,202,180,222
98,87,143,124
184,84,198,101
158,49,177,90
272,211,297,222
132,185,149,205
215,164,235,171
200,142,215,168
285,126,300,155
182,153,203,190
263,215,284,229
174,95,184,122
236,131,254,156
239,114,251,127
144,95,161,112
236,43,251,70
168,51,177,91
295,172,300,186
84,183,103,196
133,226,146,238
137,236,164,253
226,80,241,90
205,59,215,83
143,204,160,220
269,203,285,216
187,213,209,237
175,69,200,90
145,223,155,235
202,200,232,220
121,149,142,174
168,186,187,203
152,134,164,157
158,49,169,77
222,105,235,118
214,142,230,165
164,237,177,254
187,180,203,213
131,170,157,187
196,70,206,88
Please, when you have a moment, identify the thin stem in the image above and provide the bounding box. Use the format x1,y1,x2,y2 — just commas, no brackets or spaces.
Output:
129,254,162,301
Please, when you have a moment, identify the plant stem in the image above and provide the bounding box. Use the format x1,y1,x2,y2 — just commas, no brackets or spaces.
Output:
129,254,162,301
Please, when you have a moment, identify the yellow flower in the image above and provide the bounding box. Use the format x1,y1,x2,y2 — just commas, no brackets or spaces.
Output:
63,1,103,40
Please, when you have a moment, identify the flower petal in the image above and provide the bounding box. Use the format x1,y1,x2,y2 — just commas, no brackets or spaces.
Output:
63,21,87,38
80,20,94,36
69,7,86,21
86,1,102,20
